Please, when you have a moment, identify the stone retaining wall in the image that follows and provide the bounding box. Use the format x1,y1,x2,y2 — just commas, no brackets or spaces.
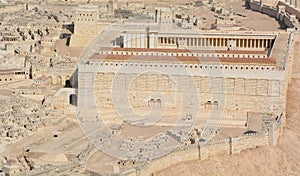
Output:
124,121,282,176
125,118,282,176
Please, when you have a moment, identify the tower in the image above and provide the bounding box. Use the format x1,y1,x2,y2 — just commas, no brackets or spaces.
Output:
107,0,114,14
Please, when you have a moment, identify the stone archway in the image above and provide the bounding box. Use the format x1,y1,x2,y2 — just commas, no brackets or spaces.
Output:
57,76,62,85
48,76,53,85
65,80,72,88
53,88,76,110
64,75,72,88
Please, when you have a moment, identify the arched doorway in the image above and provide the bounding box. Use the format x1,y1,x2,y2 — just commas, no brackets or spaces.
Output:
48,76,53,85
69,94,77,106
65,80,72,88
57,76,62,85
65,76,72,88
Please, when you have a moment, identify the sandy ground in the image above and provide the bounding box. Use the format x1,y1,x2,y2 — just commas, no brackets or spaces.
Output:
156,34,300,176
213,0,282,31
0,116,89,162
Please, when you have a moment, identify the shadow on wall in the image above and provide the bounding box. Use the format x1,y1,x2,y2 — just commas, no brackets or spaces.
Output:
68,68,78,106
69,94,77,106
63,68,78,88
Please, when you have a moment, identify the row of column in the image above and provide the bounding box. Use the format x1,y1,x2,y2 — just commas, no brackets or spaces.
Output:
158,37,273,49
235,38,272,48
286,0,298,8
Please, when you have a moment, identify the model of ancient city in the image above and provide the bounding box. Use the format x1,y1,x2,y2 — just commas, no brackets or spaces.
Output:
0,0,299,175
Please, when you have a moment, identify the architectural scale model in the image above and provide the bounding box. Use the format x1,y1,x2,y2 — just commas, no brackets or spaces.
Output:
0,0,299,175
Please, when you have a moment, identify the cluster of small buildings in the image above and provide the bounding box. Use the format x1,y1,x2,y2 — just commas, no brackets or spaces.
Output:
0,96,53,139
0,2,76,84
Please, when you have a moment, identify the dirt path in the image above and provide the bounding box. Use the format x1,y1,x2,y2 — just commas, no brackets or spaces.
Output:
156,34,300,176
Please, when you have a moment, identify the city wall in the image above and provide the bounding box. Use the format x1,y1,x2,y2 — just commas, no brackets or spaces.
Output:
261,5,278,17
125,121,282,176
278,1,300,20
246,0,299,28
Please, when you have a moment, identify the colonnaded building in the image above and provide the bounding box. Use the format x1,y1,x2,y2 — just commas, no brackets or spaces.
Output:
76,21,294,175
74,1,296,175
78,28,290,126
0,0,299,175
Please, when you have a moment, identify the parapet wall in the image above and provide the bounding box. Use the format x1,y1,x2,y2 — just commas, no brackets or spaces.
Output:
0,4,25,14
278,1,300,20
125,121,282,176
261,5,278,17
80,61,283,79
98,50,270,59
247,0,261,11
246,0,299,28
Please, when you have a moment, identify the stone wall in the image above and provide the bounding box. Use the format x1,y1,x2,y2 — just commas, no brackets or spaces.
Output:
69,4,114,47
53,88,76,110
127,146,200,176
38,69,75,86
278,1,300,20
0,70,26,82
100,49,270,59
246,0,299,28
78,62,286,117
261,5,278,17
269,113,284,146
0,4,25,14
124,122,282,176
248,0,261,11
70,22,112,47
285,32,295,85
26,3,76,14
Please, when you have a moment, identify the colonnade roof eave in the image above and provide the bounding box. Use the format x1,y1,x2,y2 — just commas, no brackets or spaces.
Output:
156,33,278,39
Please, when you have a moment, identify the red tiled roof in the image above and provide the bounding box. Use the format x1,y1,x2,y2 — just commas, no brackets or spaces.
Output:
90,54,276,65
105,47,267,55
